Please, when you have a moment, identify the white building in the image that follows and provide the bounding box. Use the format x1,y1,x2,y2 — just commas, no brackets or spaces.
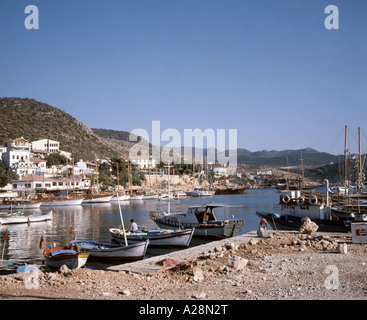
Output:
31,139,60,153
1,137,31,168
127,156,157,170
11,174,91,194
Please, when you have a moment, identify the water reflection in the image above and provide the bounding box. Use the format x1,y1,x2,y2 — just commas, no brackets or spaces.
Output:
0,188,279,265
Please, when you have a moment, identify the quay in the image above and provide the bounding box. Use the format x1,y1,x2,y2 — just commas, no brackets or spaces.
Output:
107,230,260,275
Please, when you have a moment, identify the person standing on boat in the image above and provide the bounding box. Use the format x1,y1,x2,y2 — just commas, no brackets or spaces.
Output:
130,219,138,232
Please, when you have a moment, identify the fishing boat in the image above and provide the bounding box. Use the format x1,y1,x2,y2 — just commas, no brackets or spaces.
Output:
215,187,246,195
0,260,28,275
43,245,90,269
0,211,52,225
256,180,351,233
110,227,195,247
150,203,245,239
70,238,149,262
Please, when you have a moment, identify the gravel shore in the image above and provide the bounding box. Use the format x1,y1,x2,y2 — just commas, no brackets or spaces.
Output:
0,231,366,300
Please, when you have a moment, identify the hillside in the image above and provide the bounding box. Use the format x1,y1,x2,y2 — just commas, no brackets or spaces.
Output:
237,148,338,167
0,97,131,161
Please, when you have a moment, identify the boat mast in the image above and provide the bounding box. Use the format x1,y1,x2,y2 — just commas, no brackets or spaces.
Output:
358,127,362,193
95,153,100,194
344,125,348,189
116,192,128,246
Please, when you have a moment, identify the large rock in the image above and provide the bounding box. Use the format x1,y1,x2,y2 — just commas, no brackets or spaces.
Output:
227,254,248,271
300,217,319,235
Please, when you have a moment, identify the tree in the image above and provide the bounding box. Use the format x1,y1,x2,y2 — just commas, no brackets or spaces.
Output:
45,153,67,166
0,161,18,188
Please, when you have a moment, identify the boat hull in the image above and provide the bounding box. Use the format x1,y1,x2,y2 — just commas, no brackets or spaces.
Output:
40,198,84,206
215,187,246,195
151,219,244,239
44,247,89,269
110,228,194,247
82,195,113,203
0,201,43,210
256,212,351,233
111,195,130,201
0,211,52,225
71,240,149,261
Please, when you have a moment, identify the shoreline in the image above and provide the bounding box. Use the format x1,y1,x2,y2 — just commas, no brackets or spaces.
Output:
0,230,366,300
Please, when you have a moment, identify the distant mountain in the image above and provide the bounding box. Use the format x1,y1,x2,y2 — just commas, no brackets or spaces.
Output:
0,97,131,161
179,146,338,167
237,148,338,167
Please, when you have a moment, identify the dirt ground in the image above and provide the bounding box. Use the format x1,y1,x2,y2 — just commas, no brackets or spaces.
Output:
0,232,366,301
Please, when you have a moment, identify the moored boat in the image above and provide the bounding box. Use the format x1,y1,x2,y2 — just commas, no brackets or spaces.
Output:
215,187,246,195
0,198,42,210
0,211,52,225
70,239,149,262
43,245,90,269
256,180,352,233
150,203,245,239
82,194,113,203
110,227,194,247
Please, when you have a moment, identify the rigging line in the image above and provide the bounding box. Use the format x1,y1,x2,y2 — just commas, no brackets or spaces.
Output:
325,126,344,155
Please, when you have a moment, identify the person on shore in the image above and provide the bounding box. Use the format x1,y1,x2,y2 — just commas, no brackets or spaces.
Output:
130,219,138,232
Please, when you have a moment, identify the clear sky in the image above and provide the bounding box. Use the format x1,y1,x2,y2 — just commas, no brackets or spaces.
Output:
1,0,366,155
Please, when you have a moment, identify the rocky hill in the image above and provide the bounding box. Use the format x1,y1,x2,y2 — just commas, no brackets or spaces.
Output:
0,97,131,161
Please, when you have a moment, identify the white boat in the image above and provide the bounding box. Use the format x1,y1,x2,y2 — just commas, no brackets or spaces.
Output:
129,194,144,200
39,197,84,207
0,198,43,210
43,246,89,269
111,194,130,201
0,211,52,225
143,194,160,200
191,189,215,197
70,239,149,261
110,227,194,247
82,194,113,203
150,203,245,238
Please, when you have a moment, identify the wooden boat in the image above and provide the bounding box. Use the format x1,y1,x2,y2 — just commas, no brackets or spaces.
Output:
256,181,352,233
0,211,52,225
215,187,246,195
150,203,245,239
43,246,89,269
70,239,149,262
110,227,195,247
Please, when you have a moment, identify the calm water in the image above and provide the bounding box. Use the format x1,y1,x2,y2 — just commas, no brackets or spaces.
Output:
0,188,279,267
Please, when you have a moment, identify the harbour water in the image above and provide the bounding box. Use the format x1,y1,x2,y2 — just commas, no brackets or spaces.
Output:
0,188,279,267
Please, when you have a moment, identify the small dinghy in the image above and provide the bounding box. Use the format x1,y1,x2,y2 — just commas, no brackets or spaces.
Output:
43,246,90,270
70,239,149,262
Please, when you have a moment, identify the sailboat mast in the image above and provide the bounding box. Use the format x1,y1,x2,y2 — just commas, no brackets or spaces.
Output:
344,125,348,188
358,127,362,192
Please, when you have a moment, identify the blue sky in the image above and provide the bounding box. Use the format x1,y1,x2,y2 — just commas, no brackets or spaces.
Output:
1,0,367,155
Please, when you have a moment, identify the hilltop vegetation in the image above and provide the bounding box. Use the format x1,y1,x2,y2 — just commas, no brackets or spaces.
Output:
0,98,130,161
